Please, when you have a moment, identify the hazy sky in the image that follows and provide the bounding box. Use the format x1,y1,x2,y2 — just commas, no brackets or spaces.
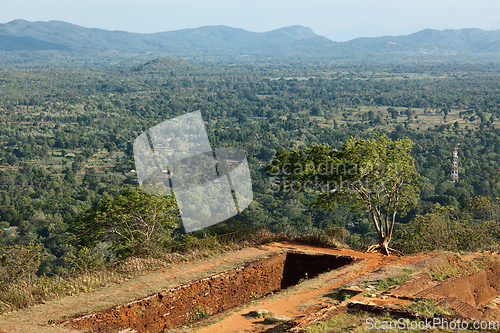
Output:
2,0,500,41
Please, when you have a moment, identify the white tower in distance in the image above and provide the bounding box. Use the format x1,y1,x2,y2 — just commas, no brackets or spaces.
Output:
451,147,458,184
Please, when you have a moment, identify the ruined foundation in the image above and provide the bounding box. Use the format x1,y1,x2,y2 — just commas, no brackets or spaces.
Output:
60,251,356,333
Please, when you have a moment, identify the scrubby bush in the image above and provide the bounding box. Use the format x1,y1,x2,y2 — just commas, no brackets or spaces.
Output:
395,203,499,253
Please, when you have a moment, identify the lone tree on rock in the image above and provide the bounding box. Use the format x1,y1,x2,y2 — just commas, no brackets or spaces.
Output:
266,134,421,255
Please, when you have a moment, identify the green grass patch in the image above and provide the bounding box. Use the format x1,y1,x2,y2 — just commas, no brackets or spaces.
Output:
330,287,356,301
303,310,460,333
406,299,452,317
189,306,212,322
427,255,481,281
372,269,413,291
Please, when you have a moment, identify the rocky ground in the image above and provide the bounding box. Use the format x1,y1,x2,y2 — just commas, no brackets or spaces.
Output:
2,243,500,333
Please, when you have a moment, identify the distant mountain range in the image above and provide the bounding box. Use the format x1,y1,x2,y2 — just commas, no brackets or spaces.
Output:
1,19,500,67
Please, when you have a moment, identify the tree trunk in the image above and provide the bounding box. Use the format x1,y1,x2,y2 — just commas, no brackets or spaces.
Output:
379,236,390,256
366,235,394,256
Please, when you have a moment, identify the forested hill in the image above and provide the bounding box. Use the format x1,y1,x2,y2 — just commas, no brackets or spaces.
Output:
0,20,327,60
1,20,500,67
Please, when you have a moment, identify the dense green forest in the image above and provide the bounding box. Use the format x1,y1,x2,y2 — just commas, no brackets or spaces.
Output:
1,58,500,274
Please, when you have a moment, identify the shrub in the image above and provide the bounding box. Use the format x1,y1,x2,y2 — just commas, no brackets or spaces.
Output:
395,204,496,253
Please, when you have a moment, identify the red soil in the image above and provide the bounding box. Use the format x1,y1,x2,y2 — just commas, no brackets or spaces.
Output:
58,243,438,333
6,242,498,333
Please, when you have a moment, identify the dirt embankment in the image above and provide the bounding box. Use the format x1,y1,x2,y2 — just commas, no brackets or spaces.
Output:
59,251,356,333
391,257,500,320
7,243,488,333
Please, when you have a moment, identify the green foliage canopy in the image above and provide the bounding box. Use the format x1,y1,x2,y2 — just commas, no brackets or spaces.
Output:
0,244,46,285
396,203,499,253
69,186,179,258
266,134,421,254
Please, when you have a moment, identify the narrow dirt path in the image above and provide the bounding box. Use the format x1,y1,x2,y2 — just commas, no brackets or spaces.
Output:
191,245,434,333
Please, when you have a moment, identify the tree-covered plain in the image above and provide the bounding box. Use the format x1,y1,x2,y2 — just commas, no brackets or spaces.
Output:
1,58,500,273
